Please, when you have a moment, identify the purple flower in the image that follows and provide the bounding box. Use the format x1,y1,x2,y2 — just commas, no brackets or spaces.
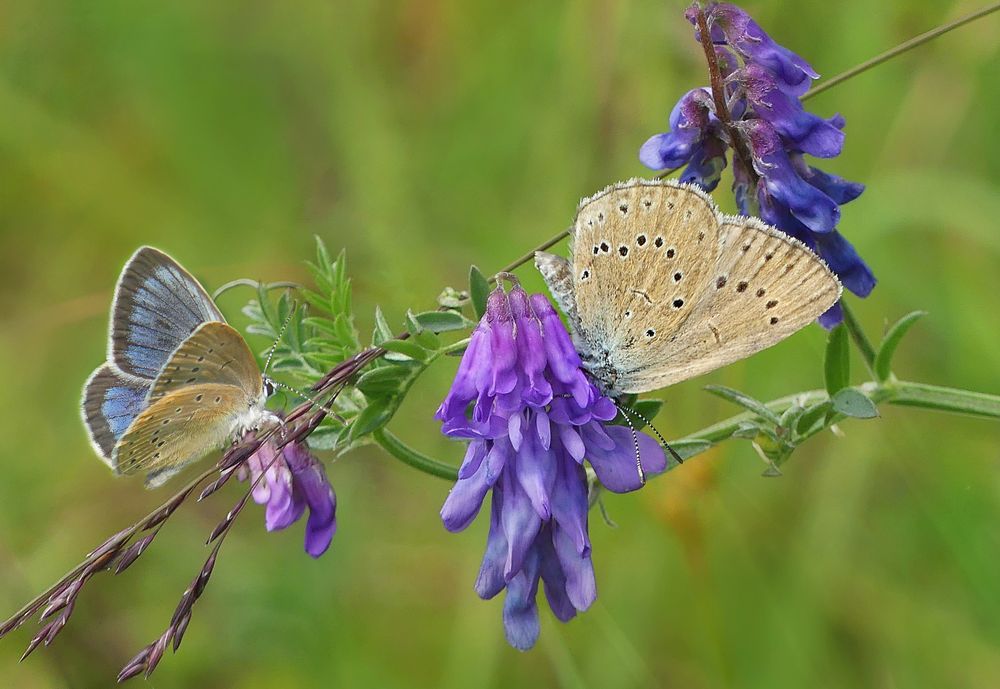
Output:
642,2,875,326
436,283,666,650
240,439,337,558
639,88,729,191
691,2,818,97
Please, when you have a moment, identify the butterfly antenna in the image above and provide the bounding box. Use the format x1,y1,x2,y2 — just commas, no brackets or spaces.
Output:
264,378,346,423
614,403,645,486
263,300,298,375
618,403,684,468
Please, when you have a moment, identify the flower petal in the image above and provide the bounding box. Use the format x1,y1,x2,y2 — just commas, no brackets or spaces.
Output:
552,520,596,612
514,426,556,520
441,446,496,532
475,492,508,600
550,448,590,556
537,528,577,622
708,3,818,96
502,545,542,651
587,425,666,493
500,466,542,579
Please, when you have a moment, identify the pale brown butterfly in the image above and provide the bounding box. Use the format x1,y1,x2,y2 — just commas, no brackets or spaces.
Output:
81,247,277,488
535,178,842,396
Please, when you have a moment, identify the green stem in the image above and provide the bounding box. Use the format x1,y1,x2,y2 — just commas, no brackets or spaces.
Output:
673,380,1000,463
373,428,459,480
378,379,1000,482
839,300,878,378
886,381,1000,419
802,2,1000,101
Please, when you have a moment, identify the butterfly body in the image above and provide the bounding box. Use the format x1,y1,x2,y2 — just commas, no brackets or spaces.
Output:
536,179,842,396
82,247,274,488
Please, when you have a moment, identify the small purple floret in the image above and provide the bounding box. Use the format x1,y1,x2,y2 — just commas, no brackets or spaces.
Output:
241,439,337,558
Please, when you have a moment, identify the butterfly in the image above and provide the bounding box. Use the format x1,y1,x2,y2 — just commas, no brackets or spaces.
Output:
81,247,276,488
535,178,842,396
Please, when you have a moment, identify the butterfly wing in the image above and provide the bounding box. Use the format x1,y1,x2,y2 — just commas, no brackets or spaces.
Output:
81,364,151,466
534,251,582,339
112,322,265,486
562,179,721,379
112,384,253,482
612,216,841,393
149,321,263,402
109,246,225,380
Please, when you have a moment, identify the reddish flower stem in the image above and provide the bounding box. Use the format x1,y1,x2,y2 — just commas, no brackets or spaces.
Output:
692,5,760,190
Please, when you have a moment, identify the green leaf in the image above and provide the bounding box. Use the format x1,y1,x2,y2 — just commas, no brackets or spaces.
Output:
314,235,333,275
831,388,879,419
669,439,714,461
779,403,805,429
704,385,782,426
303,316,338,338
630,399,664,429
405,309,423,336
307,423,344,451
824,324,850,395
469,265,490,320
348,399,394,441
356,366,412,397
372,306,394,346
874,311,927,381
414,328,441,351
795,399,833,435
437,287,468,310
380,339,429,362
411,310,474,333
731,421,761,439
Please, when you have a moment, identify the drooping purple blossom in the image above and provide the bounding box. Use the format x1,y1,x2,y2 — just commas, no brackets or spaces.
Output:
240,439,337,558
640,2,875,326
436,282,666,650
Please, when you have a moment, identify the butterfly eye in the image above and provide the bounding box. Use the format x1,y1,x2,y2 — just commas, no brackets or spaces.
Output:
264,378,276,397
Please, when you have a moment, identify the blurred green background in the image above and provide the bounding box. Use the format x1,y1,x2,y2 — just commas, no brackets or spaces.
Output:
1,0,999,687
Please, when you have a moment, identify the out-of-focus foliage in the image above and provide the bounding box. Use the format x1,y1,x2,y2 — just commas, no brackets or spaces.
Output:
0,1,998,687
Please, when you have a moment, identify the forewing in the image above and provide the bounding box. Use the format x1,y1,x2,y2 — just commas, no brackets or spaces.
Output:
81,364,150,465
150,322,262,402
110,246,225,379
112,384,248,479
570,179,722,363
534,251,582,340
617,216,841,393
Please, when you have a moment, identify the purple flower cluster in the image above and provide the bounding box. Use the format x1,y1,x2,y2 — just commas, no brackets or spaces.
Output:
640,2,875,327
240,439,337,558
436,282,666,650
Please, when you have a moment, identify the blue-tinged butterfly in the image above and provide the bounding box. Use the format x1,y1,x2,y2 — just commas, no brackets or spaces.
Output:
536,179,842,395
82,247,276,488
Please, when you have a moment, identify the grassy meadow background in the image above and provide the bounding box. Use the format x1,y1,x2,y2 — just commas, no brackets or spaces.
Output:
1,1,999,687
